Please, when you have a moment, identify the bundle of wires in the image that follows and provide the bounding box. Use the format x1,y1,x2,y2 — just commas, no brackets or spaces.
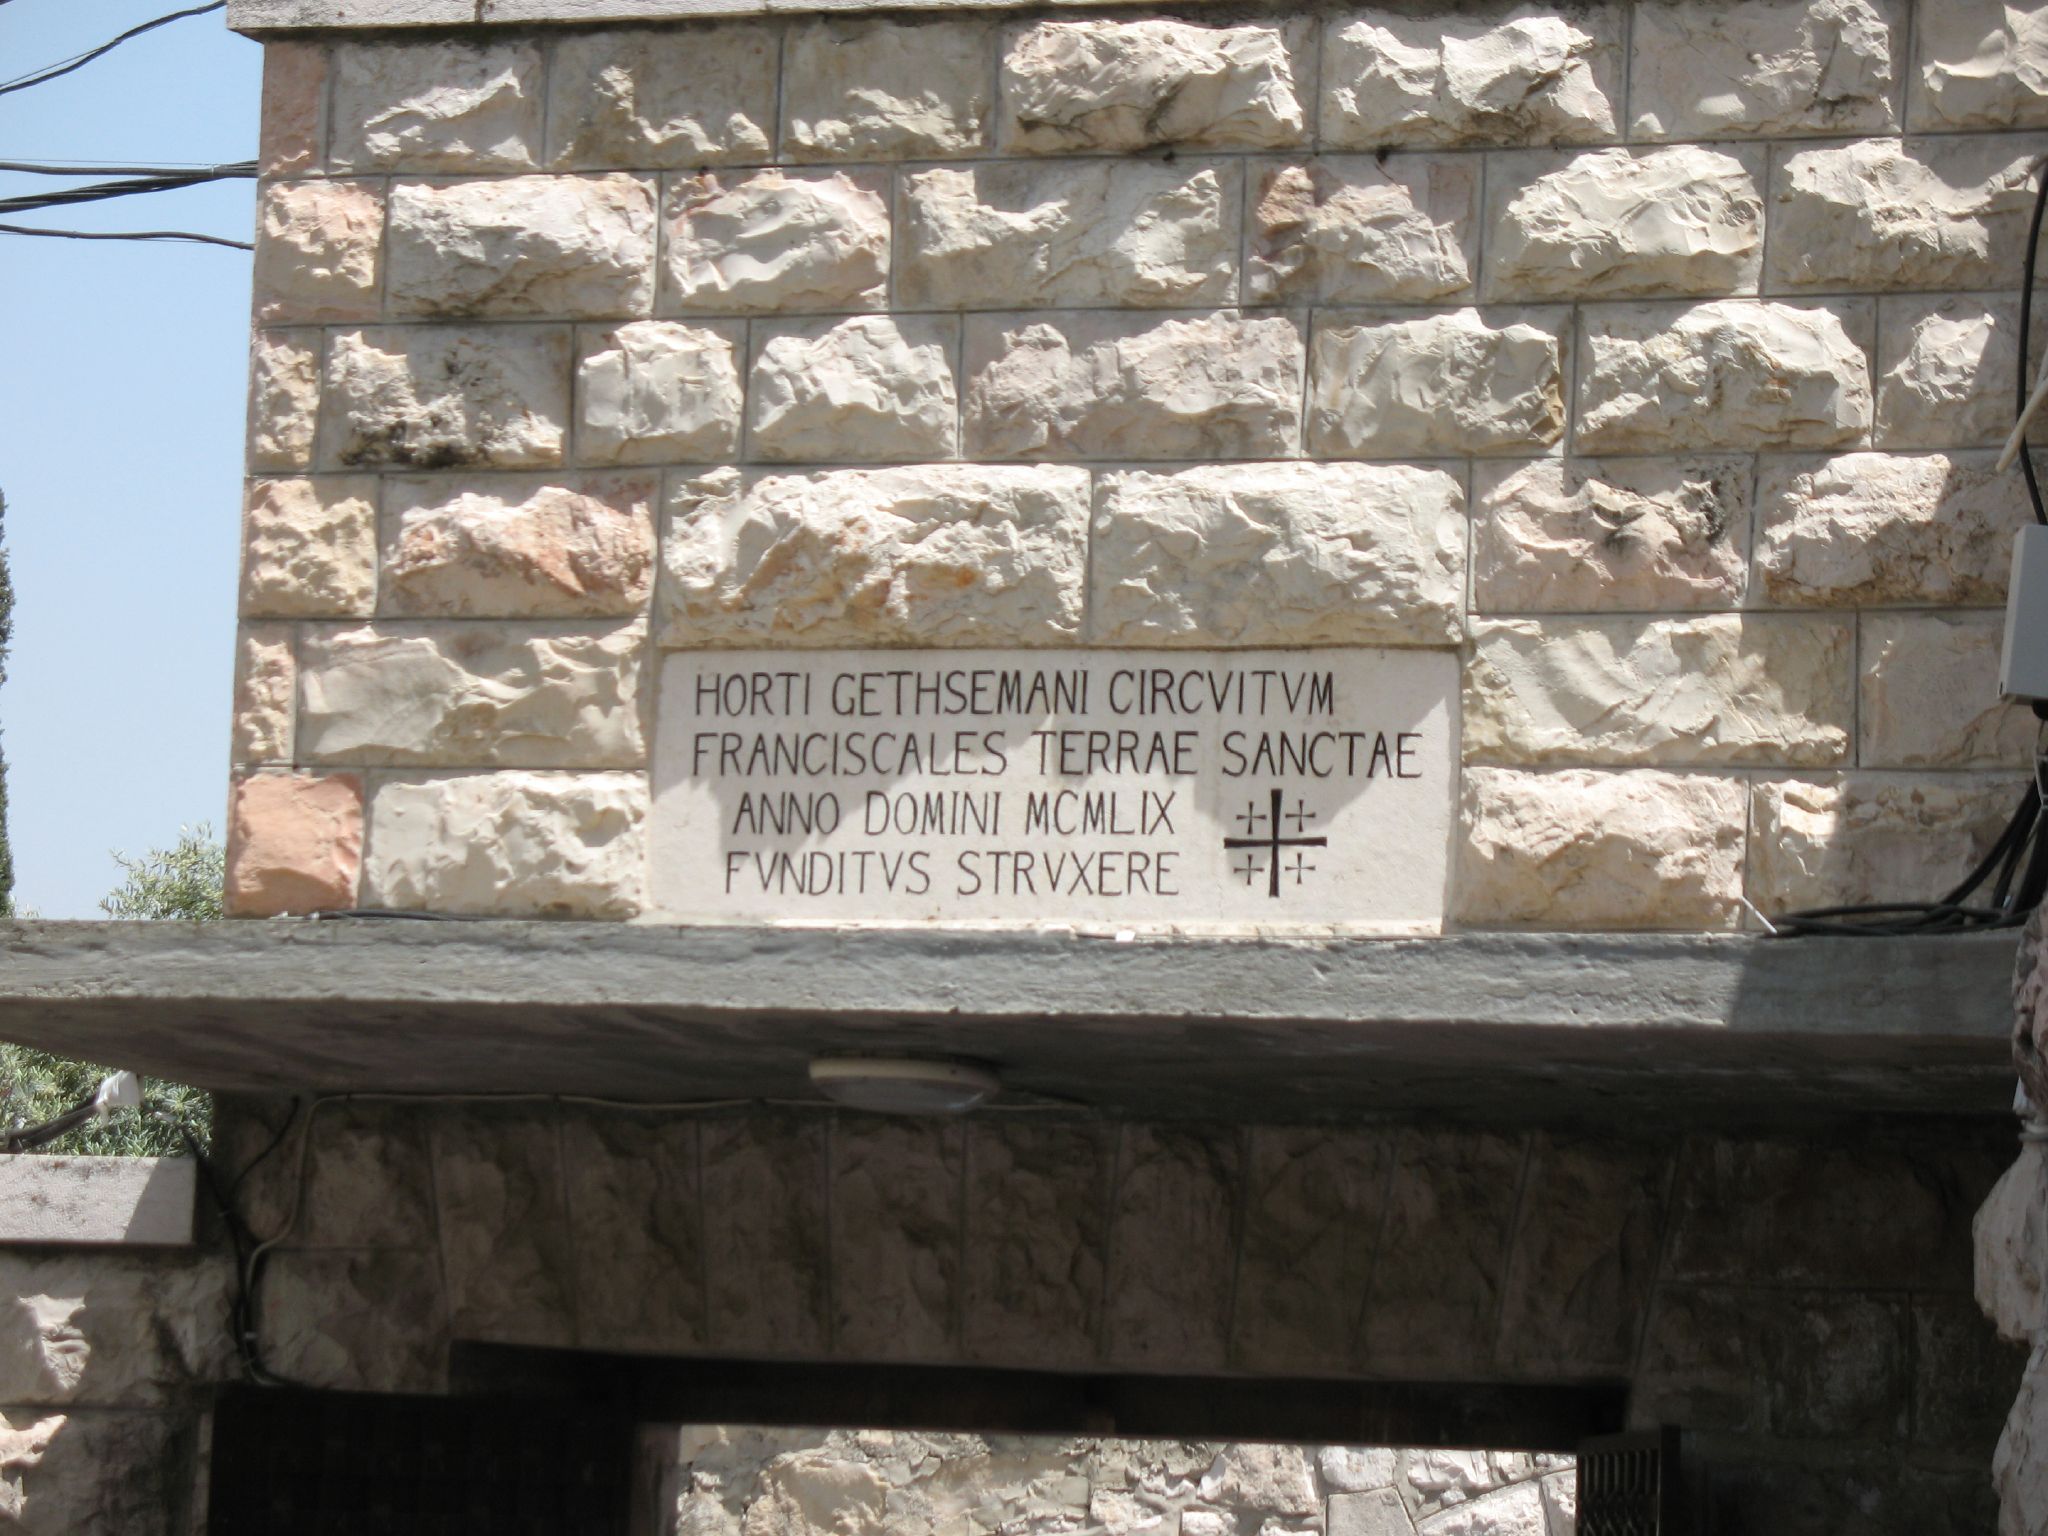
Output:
1771,163,2048,936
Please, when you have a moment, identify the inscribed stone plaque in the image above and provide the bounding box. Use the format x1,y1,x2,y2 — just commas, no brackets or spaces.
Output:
650,649,1455,930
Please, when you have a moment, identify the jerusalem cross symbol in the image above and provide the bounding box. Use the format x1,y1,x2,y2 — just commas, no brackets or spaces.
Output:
1223,787,1328,898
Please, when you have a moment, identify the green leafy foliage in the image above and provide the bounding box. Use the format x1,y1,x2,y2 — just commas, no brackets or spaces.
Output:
99,825,226,921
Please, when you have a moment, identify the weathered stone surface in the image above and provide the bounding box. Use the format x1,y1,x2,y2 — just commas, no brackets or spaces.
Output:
1472,457,1750,613
965,312,1303,461
0,1410,60,1528
1761,1292,1911,1439
0,1255,231,1406
298,621,644,768
1769,135,2044,292
1320,7,1621,149
258,1249,447,1391
784,17,995,159
1090,462,1466,647
1911,0,2048,130
662,171,889,315
364,770,648,917
253,180,383,324
1628,0,1898,140
1977,1143,2048,1343
330,39,542,172
1104,1125,1238,1370
1309,310,1563,458
701,1116,829,1355
320,325,570,470
0,1408,184,1536
249,330,320,472
831,1119,963,1360
1466,615,1852,767
659,465,1087,647
748,316,959,463
1000,19,1305,152
1414,1481,1543,1536
432,1106,574,1346
1997,1340,2048,1536
576,321,743,467
961,1121,1110,1367
1327,1488,1411,1536
1455,767,1747,928
1200,1444,1316,1514
1485,146,1763,301
1321,1449,1398,1493
1407,1451,1504,1504
563,1110,704,1355
241,476,378,618
1860,612,2034,769
1878,294,2033,449
386,174,656,319
225,770,364,916
1749,774,2019,912
1248,157,1476,305
284,1100,437,1248
1231,1130,1389,1374
901,162,1237,309
546,26,774,168
1538,1471,1574,1536
1574,301,1871,453
384,474,655,618
233,624,295,763
259,38,326,176
1914,1293,2029,1454
1754,451,2032,605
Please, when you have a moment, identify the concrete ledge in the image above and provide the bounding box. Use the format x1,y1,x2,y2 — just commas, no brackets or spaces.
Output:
0,921,2020,1126
0,1156,195,1245
226,0,1179,29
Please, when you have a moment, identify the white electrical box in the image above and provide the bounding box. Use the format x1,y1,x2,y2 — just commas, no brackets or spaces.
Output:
2001,524,2048,700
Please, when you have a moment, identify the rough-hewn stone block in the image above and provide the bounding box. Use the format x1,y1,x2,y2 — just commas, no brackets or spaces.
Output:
965,311,1303,461
784,17,995,159
1455,767,1746,929
1629,0,1898,140
900,161,1237,309
1248,156,1476,305
1748,773,2017,914
241,476,378,618
259,39,327,176
431,1107,574,1347
575,320,742,467
0,1254,232,1406
249,330,321,473
1913,1293,2030,1453
1327,1488,1408,1536
1976,1143,2048,1343
1877,294,2034,450
258,1249,447,1392
386,175,656,319
662,170,890,315
1472,457,1750,613
1090,462,1466,647
1574,301,1871,453
298,622,645,768
700,1117,828,1355
1415,1482,1544,1535
544,25,774,168
1000,18,1307,152
830,1119,963,1360
364,771,648,917
233,624,296,764
1309,309,1564,458
382,473,657,618
330,39,542,172
225,770,364,916
1754,450,2031,605
253,180,384,324
659,465,1088,647
961,1121,1110,1368
563,1110,705,1355
1910,0,2048,130
1103,1125,1238,1369
747,315,959,463
1861,612,2035,769
1485,146,1763,301
1465,615,1853,767
320,325,570,470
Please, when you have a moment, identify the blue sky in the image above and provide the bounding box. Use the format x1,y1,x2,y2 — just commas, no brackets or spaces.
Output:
1,2,260,917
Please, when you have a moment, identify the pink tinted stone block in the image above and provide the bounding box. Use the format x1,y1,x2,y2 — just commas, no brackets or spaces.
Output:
261,41,329,177
226,771,364,917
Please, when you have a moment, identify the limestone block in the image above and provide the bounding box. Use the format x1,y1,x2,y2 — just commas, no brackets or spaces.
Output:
1090,462,1466,647
1103,1125,1238,1369
0,1410,59,1527
259,39,327,177
965,311,1303,461
1911,0,2048,129
1000,18,1307,152
297,621,645,768
258,1249,447,1391
0,1255,233,1406
659,465,1087,647
320,325,570,470
1248,156,1476,305
546,26,774,168
249,330,320,473
0,1408,183,1536
225,770,364,916
830,1119,963,1360
747,315,959,463
363,770,648,917
1231,1130,1389,1374
253,179,383,324
432,1107,576,1347
900,162,1237,310
575,320,741,468
383,473,657,617
233,624,296,763
1538,1472,1574,1536
1484,146,1763,301
563,1110,705,1355
1414,1482,1544,1535
1320,1448,1398,1493
386,174,656,319
1454,767,1746,929
1754,451,2031,605
1319,7,1622,149
241,475,378,618
1628,0,1898,140
701,1117,829,1355
1327,1489,1411,1536
1200,1445,1317,1515
1471,457,1750,613
330,39,542,172
960,1121,1111,1367
1748,773,2018,912
1465,615,1853,767
1860,612,2034,768
1408,1451,1502,1502
1914,1293,2031,1454
288,1100,437,1247
1309,309,1563,458
1768,136,2046,292
784,17,995,159
1574,301,1871,453
662,170,889,315
1976,1143,2048,1343
1997,1340,2048,1536
1878,295,2035,450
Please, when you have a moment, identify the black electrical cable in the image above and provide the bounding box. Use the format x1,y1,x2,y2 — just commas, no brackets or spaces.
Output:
0,159,249,176
0,3,227,99
0,222,251,249
2019,156,2048,525
0,163,256,217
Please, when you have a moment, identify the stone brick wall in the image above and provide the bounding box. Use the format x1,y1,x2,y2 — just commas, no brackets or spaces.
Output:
226,0,2048,927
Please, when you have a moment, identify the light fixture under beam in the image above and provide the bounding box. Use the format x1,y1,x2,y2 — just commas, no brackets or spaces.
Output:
808,1057,1001,1115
